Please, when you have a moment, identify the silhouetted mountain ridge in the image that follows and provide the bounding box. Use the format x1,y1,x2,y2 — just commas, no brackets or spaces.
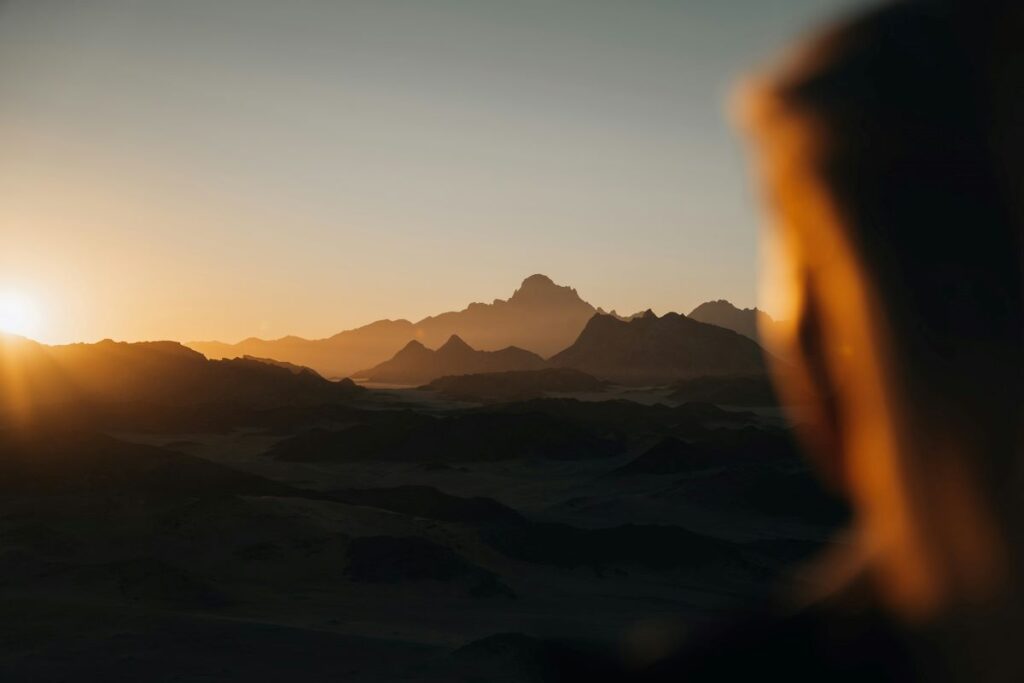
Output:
0,335,363,420
188,274,595,377
356,335,546,385
550,311,766,384
688,299,776,342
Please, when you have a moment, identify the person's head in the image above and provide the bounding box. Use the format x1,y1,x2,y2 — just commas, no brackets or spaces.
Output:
739,0,1023,620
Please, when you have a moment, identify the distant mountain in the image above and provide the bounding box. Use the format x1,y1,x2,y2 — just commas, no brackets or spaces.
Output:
356,335,546,385
413,274,596,357
549,311,766,384
0,334,362,420
422,368,607,403
188,274,596,378
189,318,417,381
687,300,775,342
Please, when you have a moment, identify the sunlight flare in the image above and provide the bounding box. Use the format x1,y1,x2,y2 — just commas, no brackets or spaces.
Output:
0,290,41,339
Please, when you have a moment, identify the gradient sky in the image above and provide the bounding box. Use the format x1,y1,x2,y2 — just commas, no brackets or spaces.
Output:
0,0,857,344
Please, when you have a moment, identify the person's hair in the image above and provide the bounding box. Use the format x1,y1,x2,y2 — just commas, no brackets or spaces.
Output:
745,0,1023,600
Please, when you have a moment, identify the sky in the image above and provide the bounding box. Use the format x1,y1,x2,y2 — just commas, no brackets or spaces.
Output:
0,0,858,344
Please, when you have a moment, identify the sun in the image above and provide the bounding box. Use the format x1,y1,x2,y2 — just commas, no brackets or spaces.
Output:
0,290,41,338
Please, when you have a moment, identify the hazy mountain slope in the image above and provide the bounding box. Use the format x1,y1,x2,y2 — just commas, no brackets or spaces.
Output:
188,319,417,380
0,334,362,419
550,311,766,384
356,335,546,385
688,300,775,342
187,274,595,378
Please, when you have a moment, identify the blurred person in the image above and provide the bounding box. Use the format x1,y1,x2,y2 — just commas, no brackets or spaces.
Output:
639,1,1024,680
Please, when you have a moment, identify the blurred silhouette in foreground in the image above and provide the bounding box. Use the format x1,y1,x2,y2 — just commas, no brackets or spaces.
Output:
641,1,1024,680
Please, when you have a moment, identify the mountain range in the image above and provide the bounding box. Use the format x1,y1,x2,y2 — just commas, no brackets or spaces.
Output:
355,309,766,386
187,275,772,380
188,274,596,379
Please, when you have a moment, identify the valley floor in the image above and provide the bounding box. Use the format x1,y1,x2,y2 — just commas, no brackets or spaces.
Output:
0,392,844,682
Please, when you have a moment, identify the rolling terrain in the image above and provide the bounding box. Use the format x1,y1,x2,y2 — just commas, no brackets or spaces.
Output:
0,353,844,681
0,291,841,682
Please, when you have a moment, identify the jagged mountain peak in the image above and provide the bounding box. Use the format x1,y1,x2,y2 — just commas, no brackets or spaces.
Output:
508,274,585,305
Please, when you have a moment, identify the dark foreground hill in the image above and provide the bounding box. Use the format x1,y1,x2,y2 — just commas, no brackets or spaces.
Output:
0,334,362,425
549,311,767,384
421,368,607,402
0,428,294,498
356,335,546,385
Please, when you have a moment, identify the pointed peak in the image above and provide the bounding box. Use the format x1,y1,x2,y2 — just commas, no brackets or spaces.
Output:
400,339,428,352
638,309,657,320
438,334,473,352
